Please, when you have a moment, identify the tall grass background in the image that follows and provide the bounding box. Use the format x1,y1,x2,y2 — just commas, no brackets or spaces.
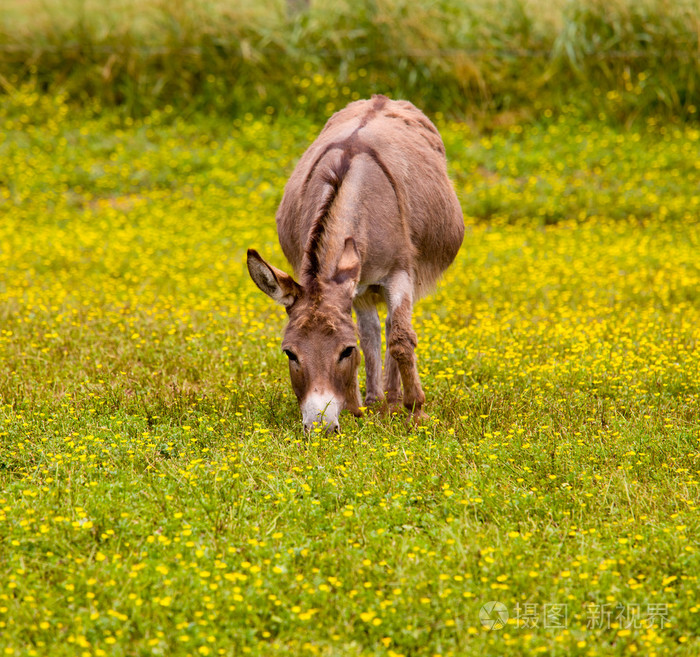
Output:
0,0,698,122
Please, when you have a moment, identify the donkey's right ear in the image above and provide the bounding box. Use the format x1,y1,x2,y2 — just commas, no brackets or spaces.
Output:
247,249,301,309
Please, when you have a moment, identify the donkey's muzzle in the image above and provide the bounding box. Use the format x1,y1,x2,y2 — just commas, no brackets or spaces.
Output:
303,417,340,434
302,392,341,434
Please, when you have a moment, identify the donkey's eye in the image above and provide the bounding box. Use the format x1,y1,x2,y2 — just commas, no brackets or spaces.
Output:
338,346,355,362
283,349,298,363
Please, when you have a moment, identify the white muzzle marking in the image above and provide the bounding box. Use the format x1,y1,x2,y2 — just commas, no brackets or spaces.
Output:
302,391,341,433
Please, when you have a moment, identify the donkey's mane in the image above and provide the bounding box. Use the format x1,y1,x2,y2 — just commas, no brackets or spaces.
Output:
302,154,351,294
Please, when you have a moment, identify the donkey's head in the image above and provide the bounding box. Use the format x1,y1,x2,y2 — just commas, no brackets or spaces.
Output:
247,238,363,432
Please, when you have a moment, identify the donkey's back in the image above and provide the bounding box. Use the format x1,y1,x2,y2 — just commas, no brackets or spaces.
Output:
276,95,464,301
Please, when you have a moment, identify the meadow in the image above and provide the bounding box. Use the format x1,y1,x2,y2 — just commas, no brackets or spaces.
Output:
1,83,699,656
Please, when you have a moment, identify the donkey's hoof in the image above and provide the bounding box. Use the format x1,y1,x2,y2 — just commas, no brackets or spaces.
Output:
364,392,384,407
379,396,403,417
408,408,428,424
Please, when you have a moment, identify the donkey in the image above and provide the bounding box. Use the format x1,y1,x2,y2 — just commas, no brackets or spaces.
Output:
247,95,464,432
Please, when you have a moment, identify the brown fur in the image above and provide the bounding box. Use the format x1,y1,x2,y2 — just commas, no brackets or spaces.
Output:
247,95,464,429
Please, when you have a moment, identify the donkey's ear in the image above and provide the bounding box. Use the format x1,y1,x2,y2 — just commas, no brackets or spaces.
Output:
247,249,301,309
331,237,361,294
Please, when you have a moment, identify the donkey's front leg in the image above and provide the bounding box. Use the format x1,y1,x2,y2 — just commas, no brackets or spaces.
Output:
386,272,426,420
356,305,383,406
383,313,402,410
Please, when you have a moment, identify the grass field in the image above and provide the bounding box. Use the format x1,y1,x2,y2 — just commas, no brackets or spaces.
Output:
1,87,700,656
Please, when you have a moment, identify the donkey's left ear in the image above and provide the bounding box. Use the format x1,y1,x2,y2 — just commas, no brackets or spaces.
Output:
332,237,361,294
247,249,302,309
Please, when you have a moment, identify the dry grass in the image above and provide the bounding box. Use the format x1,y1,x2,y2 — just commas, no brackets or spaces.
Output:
1,0,698,121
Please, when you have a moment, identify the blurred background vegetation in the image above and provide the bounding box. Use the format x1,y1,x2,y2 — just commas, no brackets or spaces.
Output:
0,0,698,124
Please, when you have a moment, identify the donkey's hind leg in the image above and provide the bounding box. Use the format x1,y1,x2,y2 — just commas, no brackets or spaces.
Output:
356,305,383,406
386,271,426,420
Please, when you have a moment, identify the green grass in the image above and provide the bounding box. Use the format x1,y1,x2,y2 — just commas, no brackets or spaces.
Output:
1,90,699,655
0,0,698,122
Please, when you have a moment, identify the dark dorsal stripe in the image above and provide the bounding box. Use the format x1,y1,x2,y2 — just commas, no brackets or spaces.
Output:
301,96,401,291
302,95,390,198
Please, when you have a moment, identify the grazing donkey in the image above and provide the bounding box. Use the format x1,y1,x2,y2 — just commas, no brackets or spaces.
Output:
247,95,464,431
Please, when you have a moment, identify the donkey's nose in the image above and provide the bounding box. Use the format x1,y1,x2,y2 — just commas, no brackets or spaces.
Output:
302,391,341,434
303,417,340,434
